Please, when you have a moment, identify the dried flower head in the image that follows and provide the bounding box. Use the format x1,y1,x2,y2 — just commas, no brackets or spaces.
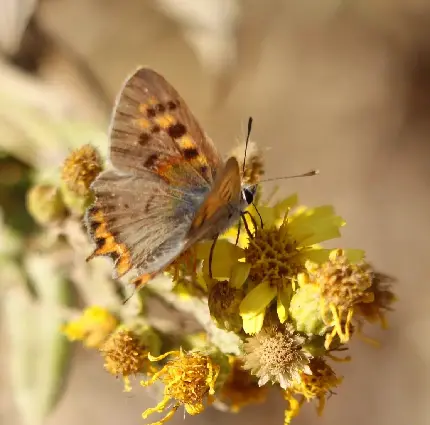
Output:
303,249,374,348
241,324,311,389
208,280,244,332
354,272,396,328
141,350,219,425
219,357,268,412
61,144,102,197
166,247,207,298
101,328,154,391
62,306,118,349
284,357,342,424
61,144,102,214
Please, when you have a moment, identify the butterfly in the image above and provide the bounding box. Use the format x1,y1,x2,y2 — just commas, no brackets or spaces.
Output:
85,67,257,289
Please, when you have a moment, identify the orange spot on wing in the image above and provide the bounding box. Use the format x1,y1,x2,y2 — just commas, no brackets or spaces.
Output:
131,273,154,290
86,206,132,278
155,114,175,129
137,118,151,129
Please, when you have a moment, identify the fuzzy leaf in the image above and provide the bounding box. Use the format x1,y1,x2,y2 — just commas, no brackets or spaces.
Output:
4,254,72,425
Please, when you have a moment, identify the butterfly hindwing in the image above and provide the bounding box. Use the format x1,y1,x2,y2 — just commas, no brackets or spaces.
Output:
109,67,222,186
86,169,207,279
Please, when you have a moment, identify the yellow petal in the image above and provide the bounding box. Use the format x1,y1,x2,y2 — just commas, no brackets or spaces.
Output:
196,239,244,279
274,193,298,217
239,281,277,316
301,248,331,264
288,206,345,244
299,226,342,246
230,263,251,288
277,286,293,323
242,310,266,334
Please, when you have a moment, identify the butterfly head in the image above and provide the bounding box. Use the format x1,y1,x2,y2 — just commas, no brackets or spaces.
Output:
241,184,257,206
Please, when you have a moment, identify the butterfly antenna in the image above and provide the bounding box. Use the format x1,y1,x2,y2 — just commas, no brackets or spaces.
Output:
243,116,253,174
260,169,319,183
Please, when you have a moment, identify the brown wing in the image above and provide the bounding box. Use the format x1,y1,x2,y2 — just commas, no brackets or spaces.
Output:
85,169,195,279
109,67,222,186
187,157,242,241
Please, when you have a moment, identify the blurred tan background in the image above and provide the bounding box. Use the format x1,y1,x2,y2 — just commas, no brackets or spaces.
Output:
1,0,430,424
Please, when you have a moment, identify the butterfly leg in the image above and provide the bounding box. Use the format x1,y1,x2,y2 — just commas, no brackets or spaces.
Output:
208,234,219,279
241,211,257,239
235,220,241,245
252,203,264,228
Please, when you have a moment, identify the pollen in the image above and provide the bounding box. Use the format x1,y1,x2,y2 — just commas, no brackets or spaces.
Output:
61,144,102,197
141,350,219,425
241,323,312,389
245,225,303,290
284,357,342,424
304,249,374,349
101,328,153,392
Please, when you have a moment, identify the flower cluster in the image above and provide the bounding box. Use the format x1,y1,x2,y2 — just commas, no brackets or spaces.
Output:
55,145,396,425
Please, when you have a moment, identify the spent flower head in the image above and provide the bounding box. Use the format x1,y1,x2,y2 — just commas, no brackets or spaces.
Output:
141,350,220,425
302,249,375,349
241,323,312,389
61,144,103,214
101,327,156,391
284,357,342,424
219,356,269,412
354,272,396,328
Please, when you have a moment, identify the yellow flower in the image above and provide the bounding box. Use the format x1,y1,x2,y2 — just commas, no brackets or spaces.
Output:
100,328,157,392
237,195,363,334
284,357,342,424
62,306,118,349
219,357,269,412
302,249,374,349
141,350,220,425
241,323,312,389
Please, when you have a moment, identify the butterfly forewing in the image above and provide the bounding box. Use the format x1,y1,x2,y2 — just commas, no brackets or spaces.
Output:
109,68,222,186
187,157,243,241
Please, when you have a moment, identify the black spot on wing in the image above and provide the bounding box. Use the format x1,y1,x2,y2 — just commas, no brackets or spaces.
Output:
182,147,199,159
155,104,166,113
138,132,151,145
144,194,156,213
107,251,120,262
151,125,161,134
144,153,158,168
167,123,187,139
146,108,156,118
167,101,178,111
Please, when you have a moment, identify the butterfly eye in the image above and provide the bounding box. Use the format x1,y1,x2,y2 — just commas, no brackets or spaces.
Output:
243,186,256,205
